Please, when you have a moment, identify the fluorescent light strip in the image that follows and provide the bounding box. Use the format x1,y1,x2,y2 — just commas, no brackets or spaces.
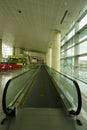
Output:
60,10,68,24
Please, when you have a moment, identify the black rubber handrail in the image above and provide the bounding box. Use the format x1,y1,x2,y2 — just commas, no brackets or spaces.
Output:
2,68,37,117
46,66,82,116
2,79,15,116
59,72,82,115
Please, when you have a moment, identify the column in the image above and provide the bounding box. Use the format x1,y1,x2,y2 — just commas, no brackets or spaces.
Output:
46,47,52,67
0,39,2,62
52,30,61,71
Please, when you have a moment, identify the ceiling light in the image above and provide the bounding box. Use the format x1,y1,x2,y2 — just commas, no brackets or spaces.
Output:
60,10,68,24
18,10,22,13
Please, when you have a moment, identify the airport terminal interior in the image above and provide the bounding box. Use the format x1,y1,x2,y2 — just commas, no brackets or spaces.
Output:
0,0,87,130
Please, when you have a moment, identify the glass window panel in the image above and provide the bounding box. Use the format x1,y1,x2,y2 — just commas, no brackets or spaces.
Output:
66,58,74,65
79,14,87,30
78,41,87,54
60,58,74,75
66,28,75,41
61,44,66,52
61,47,64,52
67,39,75,48
60,59,64,71
77,56,87,81
61,39,65,46
78,56,87,66
78,66,87,81
79,28,87,42
65,58,74,75
61,52,65,58
67,47,74,56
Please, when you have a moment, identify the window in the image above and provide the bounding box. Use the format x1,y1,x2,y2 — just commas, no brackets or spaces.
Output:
61,39,65,46
67,39,75,49
65,58,74,75
67,47,74,57
66,28,75,41
78,56,87,81
61,58,74,75
61,51,65,58
2,44,13,58
61,11,87,83
78,56,87,67
78,41,87,55
79,28,87,42
79,14,87,30
60,7,87,127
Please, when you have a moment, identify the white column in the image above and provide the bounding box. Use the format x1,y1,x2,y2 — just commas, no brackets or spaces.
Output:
49,47,52,68
46,47,52,67
0,39,2,62
51,31,61,71
46,49,49,66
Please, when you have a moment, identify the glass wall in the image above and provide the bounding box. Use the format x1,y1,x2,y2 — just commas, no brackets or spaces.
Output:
61,11,87,83
79,14,87,30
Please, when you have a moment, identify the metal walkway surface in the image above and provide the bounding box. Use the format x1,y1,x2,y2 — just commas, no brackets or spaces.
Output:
4,108,76,130
22,66,63,108
0,66,84,130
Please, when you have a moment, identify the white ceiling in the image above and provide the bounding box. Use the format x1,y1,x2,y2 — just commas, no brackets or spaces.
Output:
0,0,87,53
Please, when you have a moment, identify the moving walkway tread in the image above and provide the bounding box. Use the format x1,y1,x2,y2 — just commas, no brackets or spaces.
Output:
22,66,63,108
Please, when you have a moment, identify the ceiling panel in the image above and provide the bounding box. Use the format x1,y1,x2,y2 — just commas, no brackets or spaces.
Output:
0,0,87,53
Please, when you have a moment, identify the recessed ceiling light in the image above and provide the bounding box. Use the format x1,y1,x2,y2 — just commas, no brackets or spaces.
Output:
18,10,22,13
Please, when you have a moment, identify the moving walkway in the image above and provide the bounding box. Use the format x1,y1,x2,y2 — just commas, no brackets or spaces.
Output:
0,65,85,130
